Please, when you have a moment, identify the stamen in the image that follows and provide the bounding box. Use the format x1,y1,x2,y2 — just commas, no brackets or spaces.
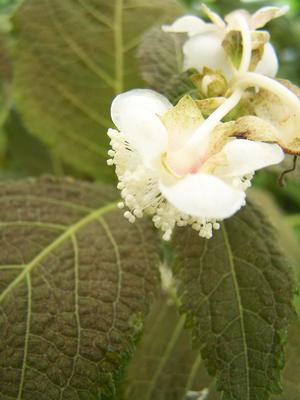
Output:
107,128,234,240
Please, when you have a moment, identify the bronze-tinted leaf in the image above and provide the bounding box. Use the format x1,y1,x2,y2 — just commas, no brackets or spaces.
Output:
0,177,160,399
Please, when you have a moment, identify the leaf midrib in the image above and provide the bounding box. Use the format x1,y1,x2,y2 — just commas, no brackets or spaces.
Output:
222,224,250,399
114,0,124,94
0,201,118,304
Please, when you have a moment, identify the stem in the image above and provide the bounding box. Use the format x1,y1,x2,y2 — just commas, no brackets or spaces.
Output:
235,72,300,112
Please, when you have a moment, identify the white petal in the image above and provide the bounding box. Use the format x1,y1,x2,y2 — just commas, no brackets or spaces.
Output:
183,32,233,79
225,9,251,26
219,139,284,177
111,89,172,163
250,6,289,30
160,173,246,219
255,43,278,78
112,89,171,127
162,16,215,37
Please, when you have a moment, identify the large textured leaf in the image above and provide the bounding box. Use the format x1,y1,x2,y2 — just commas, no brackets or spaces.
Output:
121,296,211,400
13,0,185,182
3,110,82,178
0,33,12,172
138,27,195,103
248,190,300,317
271,320,300,400
173,202,296,400
0,177,160,399
0,33,12,127
4,110,56,176
249,189,300,273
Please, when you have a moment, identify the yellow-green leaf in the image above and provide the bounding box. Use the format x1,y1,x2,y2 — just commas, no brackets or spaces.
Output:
13,0,184,181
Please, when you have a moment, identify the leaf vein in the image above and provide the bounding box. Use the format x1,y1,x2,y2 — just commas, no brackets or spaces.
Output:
222,224,250,400
17,274,32,400
98,216,122,341
0,202,118,304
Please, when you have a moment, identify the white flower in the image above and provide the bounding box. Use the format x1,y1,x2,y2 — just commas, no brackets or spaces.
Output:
107,90,284,240
164,4,300,156
163,5,289,79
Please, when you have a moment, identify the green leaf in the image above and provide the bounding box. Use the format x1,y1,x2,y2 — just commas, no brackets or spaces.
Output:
0,176,160,399
121,296,211,400
13,0,184,182
0,0,23,31
271,320,300,400
138,27,195,103
4,110,57,176
248,189,300,317
0,0,22,15
138,27,186,90
0,128,6,166
248,189,300,275
173,201,296,400
3,110,83,178
0,33,12,127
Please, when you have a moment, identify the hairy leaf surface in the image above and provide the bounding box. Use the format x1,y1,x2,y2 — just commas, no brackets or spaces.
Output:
249,189,300,274
0,177,160,399
138,27,195,103
173,202,296,400
122,296,211,400
271,320,300,400
13,0,184,181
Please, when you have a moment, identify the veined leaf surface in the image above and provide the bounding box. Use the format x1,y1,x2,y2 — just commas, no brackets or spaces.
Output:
0,177,160,399
173,202,296,400
13,0,184,181
122,296,209,400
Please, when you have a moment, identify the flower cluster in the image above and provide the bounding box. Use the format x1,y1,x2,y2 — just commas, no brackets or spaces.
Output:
107,5,300,240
